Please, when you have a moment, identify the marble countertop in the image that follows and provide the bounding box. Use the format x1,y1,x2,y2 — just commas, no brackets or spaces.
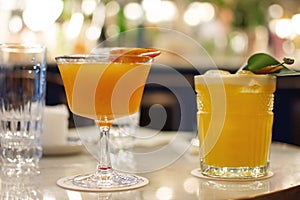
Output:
1,127,300,200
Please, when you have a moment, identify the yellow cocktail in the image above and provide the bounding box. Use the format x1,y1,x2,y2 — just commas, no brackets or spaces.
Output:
195,70,276,178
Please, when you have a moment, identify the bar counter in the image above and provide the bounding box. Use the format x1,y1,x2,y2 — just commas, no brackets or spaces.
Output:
1,127,300,199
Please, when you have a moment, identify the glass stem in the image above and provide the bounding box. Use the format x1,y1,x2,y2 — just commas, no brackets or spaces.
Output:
97,125,112,172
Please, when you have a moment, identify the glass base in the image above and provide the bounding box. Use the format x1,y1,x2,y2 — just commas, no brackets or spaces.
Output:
200,161,269,179
72,168,142,189
1,164,40,177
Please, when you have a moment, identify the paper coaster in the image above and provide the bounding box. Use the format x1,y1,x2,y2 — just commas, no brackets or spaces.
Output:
57,175,149,192
191,168,274,182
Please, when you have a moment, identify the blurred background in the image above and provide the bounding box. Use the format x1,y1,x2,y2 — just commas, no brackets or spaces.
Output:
1,0,300,63
1,0,300,145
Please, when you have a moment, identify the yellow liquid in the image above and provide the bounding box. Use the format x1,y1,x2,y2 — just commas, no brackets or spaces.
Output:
58,62,150,125
195,78,276,168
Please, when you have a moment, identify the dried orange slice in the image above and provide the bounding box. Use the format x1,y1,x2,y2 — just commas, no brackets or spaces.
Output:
109,48,161,63
109,55,152,63
253,65,284,74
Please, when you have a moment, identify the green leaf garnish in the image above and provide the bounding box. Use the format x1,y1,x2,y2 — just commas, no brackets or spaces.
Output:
243,53,300,76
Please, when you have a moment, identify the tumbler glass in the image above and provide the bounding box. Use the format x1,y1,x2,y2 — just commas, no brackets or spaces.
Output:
195,70,276,179
0,44,46,176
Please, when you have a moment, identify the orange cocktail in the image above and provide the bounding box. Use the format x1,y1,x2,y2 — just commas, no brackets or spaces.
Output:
195,70,276,178
58,61,150,124
55,48,160,190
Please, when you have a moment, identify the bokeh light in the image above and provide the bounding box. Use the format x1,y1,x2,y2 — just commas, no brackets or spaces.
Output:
230,31,248,53
106,24,120,38
155,186,173,200
268,4,284,19
124,2,143,21
9,15,23,33
143,0,163,23
282,40,295,55
268,19,277,34
22,0,63,31
142,0,160,12
291,14,300,35
65,12,84,39
86,26,101,41
183,177,199,194
160,1,178,22
2,0,300,58
275,18,295,39
142,0,177,23
81,0,97,15
183,2,215,26
105,1,120,17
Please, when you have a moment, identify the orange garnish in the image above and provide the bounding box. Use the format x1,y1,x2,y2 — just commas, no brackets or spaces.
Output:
109,48,161,63
253,65,284,74
109,55,152,63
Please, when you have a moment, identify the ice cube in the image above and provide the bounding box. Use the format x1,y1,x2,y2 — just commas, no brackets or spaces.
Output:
248,79,261,87
204,70,231,76
236,70,255,75
241,84,261,93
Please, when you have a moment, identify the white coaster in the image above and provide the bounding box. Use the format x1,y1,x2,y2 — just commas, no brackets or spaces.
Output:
191,168,274,181
57,175,149,192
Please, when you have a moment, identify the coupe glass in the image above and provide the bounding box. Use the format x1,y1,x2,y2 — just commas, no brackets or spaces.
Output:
55,48,154,190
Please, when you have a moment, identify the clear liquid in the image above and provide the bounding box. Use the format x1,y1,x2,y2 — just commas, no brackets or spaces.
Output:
1,119,43,163
0,65,46,175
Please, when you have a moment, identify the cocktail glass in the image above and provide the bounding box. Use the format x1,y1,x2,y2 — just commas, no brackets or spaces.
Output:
195,70,276,179
55,48,157,190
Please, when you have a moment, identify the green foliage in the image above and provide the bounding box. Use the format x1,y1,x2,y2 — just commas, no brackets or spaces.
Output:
206,0,271,29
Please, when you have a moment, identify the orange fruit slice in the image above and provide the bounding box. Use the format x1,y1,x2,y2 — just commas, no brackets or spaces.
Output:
253,65,283,74
109,48,161,63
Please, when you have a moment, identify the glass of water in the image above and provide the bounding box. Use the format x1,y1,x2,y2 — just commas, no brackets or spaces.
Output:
0,44,46,177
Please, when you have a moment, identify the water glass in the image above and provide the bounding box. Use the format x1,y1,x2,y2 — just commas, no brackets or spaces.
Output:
0,44,46,176
0,175,42,199
110,112,140,150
